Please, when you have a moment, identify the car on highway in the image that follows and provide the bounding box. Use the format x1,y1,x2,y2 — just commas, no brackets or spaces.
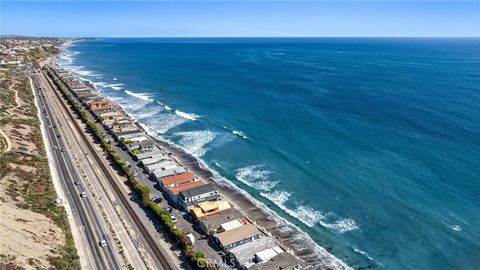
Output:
80,191,87,198
99,239,107,247
61,149,66,152
74,180,80,185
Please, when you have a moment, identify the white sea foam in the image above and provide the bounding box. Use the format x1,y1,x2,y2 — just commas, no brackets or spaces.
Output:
261,189,358,232
64,65,84,72
174,130,216,157
108,83,124,90
124,90,153,102
232,130,248,139
353,247,375,262
321,218,359,233
135,106,164,120
451,225,462,231
294,206,327,227
75,70,95,76
138,114,184,135
113,77,118,81
262,190,326,228
59,51,79,63
235,165,278,191
261,190,291,206
175,109,199,121
164,105,172,111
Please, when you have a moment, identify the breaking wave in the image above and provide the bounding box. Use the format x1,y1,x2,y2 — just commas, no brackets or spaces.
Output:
124,90,153,102
235,165,278,191
175,109,199,121
232,130,248,139
321,218,359,233
174,130,216,157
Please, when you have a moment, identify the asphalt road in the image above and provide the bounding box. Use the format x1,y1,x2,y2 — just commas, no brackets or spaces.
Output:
33,74,123,270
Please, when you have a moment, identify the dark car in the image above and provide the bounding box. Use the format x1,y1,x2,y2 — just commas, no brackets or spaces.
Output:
154,197,163,203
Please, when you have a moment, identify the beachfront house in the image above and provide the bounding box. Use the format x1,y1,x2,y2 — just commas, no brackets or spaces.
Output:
160,172,197,189
92,108,115,117
165,180,207,204
77,92,99,101
145,161,177,174
213,223,261,250
196,208,244,235
136,149,166,161
126,139,156,152
189,200,232,222
248,252,307,270
141,155,169,167
152,167,186,181
178,183,221,211
226,236,280,269
111,124,139,136
114,129,146,142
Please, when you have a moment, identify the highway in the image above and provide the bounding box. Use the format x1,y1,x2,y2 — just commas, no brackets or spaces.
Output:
32,74,123,270
39,70,177,270
34,72,150,270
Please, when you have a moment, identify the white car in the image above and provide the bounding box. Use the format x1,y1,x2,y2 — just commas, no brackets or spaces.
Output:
80,191,87,198
170,215,177,223
186,233,195,245
99,239,107,247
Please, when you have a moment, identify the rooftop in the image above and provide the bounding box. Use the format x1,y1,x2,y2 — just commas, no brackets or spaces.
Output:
229,236,278,266
152,167,186,179
248,252,306,270
115,129,144,137
136,149,166,160
215,223,260,248
167,180,206,196
129,139,155,147
220,218,245,232
161,172,196,187
146,161,175,171
190,200,232,220
179,183,216,199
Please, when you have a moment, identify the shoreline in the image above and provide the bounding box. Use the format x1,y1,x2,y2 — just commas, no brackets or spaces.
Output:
56,40,353,270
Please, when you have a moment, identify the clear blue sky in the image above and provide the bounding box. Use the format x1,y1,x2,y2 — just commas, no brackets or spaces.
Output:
1,1,479,37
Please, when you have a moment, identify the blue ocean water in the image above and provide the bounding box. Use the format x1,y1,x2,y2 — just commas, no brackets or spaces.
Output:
59,38,480,270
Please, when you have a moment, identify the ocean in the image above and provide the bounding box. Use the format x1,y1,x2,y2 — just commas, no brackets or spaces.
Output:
58,38,480,270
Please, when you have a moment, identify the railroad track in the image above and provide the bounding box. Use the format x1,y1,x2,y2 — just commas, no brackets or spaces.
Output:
40,71,174,270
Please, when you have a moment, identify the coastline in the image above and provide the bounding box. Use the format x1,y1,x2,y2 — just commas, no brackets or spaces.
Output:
56,40,353,270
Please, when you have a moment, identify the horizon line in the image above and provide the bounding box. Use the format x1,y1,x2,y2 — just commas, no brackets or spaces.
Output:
3,35,480,39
